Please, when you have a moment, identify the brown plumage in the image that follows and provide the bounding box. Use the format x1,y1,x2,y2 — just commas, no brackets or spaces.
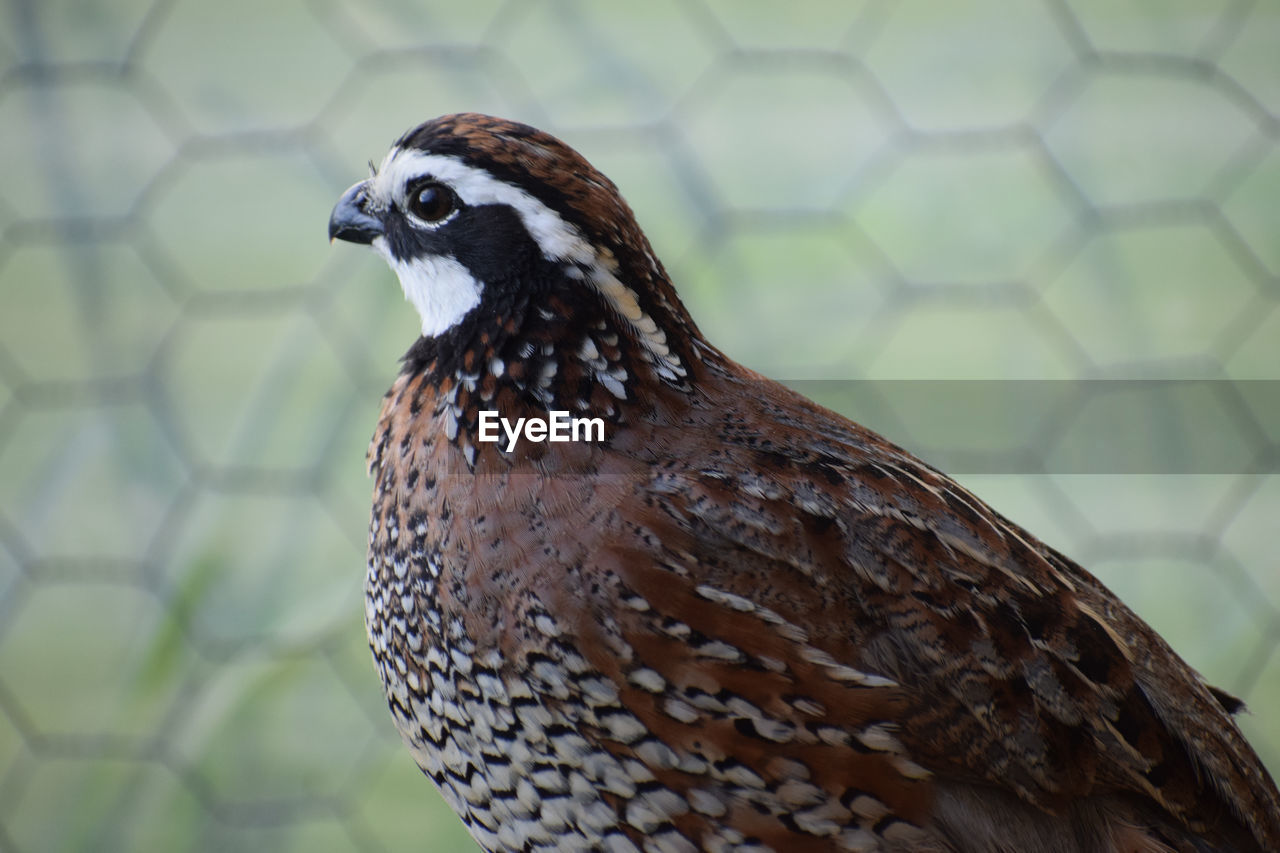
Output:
329,113,1280,852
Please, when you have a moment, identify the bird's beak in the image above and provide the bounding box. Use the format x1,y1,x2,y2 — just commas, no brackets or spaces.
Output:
328,181,384,244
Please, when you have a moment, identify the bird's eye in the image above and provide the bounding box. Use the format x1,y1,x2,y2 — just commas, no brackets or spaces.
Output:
407,182,457,224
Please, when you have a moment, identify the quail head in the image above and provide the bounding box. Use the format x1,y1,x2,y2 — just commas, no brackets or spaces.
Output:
329,113,1280,853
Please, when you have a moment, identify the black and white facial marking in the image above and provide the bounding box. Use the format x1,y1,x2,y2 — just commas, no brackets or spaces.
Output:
352,148,571,338
338,145,686,382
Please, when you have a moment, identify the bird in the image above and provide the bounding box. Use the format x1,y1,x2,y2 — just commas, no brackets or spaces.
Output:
328,113,1280,853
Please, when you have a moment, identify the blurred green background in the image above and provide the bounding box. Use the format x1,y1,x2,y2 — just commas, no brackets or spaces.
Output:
0,0,1277,850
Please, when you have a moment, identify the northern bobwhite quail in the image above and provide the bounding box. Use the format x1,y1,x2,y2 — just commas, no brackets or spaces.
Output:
328,113,1280,853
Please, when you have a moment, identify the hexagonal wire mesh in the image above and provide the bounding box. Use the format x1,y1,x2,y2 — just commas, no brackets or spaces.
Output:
0,0,1277,850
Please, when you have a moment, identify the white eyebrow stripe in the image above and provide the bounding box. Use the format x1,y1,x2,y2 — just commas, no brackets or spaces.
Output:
371,148,595,265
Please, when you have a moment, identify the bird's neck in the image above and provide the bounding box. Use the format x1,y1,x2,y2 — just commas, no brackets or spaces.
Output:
392,267,699,466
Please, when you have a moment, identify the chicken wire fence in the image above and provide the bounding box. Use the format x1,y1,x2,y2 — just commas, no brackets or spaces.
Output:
0,0,1277,850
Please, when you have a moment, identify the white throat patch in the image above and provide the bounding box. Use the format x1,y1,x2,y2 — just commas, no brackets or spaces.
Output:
373,240,481,338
